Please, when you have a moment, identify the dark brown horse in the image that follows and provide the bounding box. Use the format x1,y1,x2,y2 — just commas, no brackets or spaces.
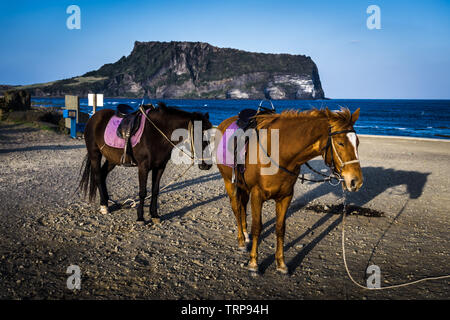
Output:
216,107,363,274
79,102,212,224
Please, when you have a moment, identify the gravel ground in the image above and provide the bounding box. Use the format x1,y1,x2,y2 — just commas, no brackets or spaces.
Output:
0,121,449,299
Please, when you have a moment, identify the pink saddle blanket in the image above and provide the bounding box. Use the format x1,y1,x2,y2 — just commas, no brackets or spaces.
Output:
104,109,150,149
216,121,247,167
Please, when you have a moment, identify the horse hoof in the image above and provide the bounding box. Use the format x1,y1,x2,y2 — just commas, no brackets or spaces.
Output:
243,232,250,243
247,263,258,273
152,218,161,224
276,266,289,275
136,219,146,225
100,206,109,215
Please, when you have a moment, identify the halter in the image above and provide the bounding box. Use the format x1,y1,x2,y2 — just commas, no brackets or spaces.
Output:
187,121,212,164
323,128,360,176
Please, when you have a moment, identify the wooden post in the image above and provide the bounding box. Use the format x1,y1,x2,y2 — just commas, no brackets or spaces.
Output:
93,94,97,114
64,95,80,139
64,95,80,130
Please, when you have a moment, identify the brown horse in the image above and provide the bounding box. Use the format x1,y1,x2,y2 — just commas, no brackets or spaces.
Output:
216,107,363,274
79,102,212,224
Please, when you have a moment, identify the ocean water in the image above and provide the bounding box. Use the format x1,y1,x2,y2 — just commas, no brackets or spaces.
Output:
32,98,450,139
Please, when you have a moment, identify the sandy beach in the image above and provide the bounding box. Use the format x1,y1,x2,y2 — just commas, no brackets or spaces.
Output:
0,121,448,299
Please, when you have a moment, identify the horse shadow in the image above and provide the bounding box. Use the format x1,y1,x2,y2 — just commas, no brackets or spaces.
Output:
160,172,224,220
111,172,224,221
0,123,41,145
0,145,85,154
258,162,430,274
161,194,226,221
161,172,222,195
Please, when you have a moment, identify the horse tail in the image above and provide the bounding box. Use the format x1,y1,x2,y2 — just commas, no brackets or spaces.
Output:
78,154,97,201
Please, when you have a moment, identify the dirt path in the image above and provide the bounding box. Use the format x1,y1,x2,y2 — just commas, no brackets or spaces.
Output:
0,122,448,299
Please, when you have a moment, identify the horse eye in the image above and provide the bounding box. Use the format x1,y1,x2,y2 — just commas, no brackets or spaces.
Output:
338,142,344,147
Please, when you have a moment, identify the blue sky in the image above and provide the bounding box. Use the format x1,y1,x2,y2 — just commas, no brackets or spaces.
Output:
0,0,449,99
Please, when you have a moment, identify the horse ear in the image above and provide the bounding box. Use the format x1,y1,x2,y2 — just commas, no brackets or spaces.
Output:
204,112,209,120
325,107,334,119
351,108,360,124
158,102,167,109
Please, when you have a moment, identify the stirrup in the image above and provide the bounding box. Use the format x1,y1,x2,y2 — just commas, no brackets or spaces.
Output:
120,143,137,167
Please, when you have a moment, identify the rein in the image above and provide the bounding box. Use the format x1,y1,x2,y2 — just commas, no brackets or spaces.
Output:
300,128,360,184
301,162,342,185
256,127,360,185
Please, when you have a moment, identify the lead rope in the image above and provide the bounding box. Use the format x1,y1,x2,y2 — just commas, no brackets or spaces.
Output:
140,106,195,161
340,190,450,290
245,125,449,288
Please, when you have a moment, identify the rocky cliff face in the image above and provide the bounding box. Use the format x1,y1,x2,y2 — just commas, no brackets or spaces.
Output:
20,41,325,99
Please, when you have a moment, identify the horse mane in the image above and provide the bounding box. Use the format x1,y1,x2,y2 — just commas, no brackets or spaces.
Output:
158,102,192,116
157,102,205,120
256,107,353,129
328,107,353,128
157,102,184,114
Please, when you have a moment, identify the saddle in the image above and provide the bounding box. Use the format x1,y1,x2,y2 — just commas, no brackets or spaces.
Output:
237,109,258,130
115,104,153,166
231,107,275,184
116,104,138,118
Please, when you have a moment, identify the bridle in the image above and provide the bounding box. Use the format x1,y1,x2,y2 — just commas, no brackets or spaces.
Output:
187,121,213,164
322,128,361,177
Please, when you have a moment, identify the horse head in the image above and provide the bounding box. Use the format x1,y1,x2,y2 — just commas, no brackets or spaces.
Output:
192,111,213,171
323,107,363,192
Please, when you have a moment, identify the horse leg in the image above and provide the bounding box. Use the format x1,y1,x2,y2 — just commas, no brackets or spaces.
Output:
149,165,166,224
240,191,250,243
275,195,293,274
136,164,149,223
248,187,263,273
98,160,115,214
89,151,110,214
224,180,246,251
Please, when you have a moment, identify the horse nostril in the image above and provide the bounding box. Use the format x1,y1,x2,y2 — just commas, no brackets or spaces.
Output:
350,179,356,188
